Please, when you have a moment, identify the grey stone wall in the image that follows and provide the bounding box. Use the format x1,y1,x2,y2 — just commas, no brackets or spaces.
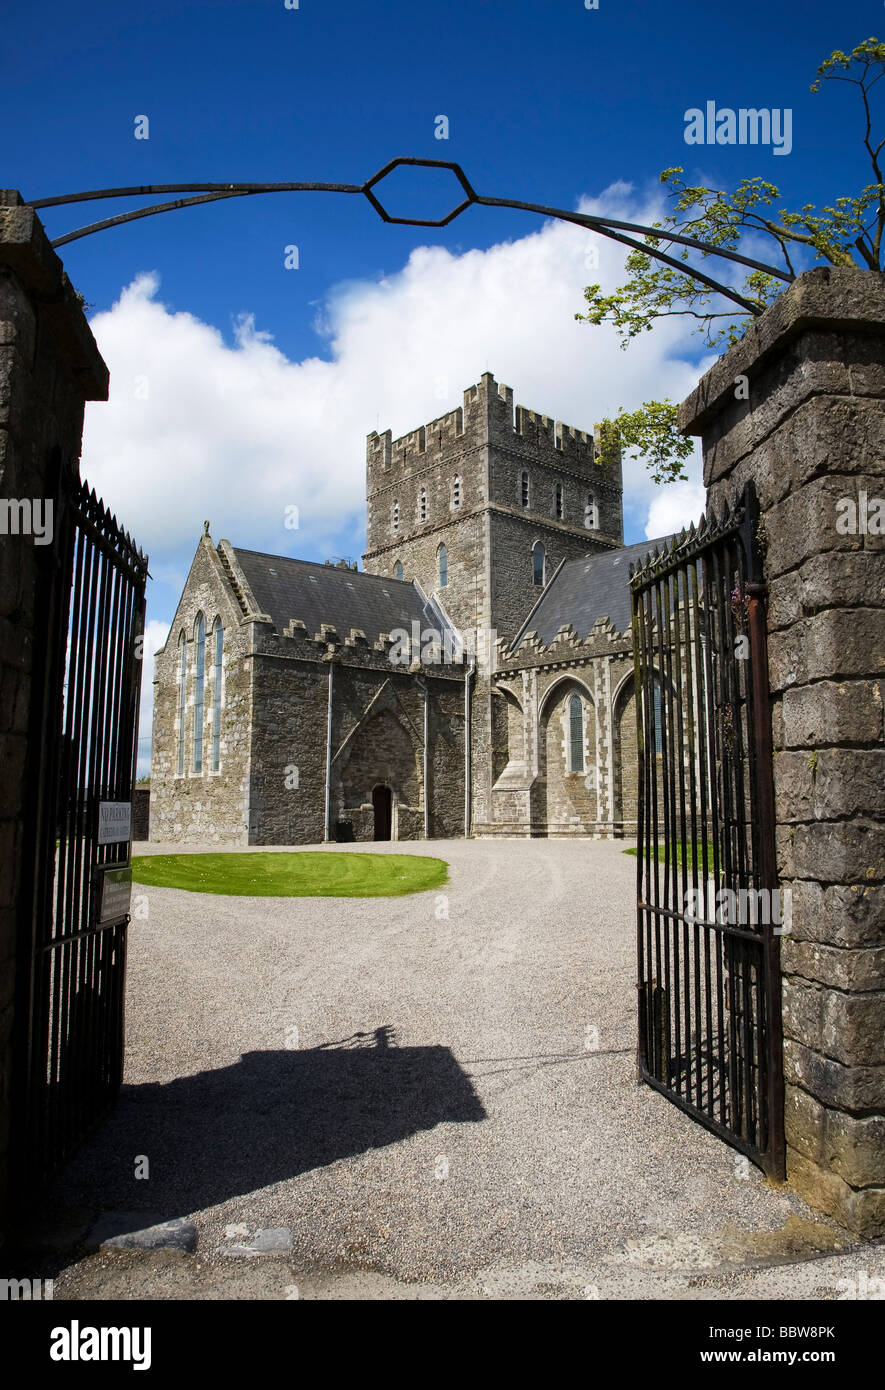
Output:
131,788,150,840
150,534,254,844
0,193,109,1239
247,645,330,845
248,621,465,845
679,267,885,1237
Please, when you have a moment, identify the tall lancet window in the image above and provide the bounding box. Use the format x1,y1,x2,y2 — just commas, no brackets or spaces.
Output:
211,619,223,772
584,492,598,529
555,483,563,520
438,543,448,588
532,541,545,586
177,633,187,775
419,488,427,522
193,614,205,773
569,693,584,772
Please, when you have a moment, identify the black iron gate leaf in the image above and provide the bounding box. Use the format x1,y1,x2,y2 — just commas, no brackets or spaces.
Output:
15,464,148,1195
630,481,785,1178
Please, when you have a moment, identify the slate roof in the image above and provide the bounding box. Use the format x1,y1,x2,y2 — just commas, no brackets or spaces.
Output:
232,549,442,645
513,536,674,648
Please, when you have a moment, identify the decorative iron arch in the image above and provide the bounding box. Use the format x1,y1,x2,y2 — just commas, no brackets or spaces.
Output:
26,156,791,314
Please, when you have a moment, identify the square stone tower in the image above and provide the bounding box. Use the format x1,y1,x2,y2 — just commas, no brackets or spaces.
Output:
362,373,623,659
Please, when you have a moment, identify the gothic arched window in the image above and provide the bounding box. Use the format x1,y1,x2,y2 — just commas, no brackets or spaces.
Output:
569,693,584,773
521,471,530,507
438,544,448,588
394,561,404,581
532,541,545,586
555,483,563,520
193,613,205,773
177,633,187,775
584,492,597,529
211,618,223,772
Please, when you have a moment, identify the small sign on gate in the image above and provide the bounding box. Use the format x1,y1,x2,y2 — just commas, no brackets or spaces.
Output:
97,801,131,844
95,864,133,924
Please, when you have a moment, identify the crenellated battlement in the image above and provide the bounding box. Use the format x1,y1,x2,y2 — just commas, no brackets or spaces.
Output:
487,373,600,470
273,613,465,677
367,373,609,491
509,405,595,462
367,402,470,484
494,612,631,670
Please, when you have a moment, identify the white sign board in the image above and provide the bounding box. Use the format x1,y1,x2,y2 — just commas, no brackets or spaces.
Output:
97,801,131,845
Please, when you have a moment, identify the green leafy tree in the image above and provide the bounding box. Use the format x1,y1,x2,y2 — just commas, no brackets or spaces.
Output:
582,37,885,482
603,401,695,486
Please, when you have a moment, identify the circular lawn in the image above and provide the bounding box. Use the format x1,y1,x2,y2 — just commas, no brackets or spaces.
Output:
131,850,448,898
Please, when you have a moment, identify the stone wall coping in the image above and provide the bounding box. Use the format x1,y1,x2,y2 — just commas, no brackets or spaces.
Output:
0,192,109,401
678,267,885,437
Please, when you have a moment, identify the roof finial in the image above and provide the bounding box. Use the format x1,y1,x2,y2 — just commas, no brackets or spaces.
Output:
203,519,210,536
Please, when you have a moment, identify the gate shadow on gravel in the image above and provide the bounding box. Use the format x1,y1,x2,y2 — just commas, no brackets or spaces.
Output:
49,1028,486,1219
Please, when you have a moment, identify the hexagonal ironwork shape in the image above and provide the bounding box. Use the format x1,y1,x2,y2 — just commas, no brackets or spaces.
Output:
362,157,477,227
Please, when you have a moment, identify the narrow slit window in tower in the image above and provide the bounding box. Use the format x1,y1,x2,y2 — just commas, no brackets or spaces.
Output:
532,541,545,586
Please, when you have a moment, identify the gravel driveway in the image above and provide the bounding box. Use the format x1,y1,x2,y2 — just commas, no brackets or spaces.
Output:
39,838,881,1300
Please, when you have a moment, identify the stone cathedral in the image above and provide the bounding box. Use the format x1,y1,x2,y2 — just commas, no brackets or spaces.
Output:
150,373,669,843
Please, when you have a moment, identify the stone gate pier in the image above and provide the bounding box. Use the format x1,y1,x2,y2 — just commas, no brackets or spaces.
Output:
680,267,885,1237
0,193,109,1240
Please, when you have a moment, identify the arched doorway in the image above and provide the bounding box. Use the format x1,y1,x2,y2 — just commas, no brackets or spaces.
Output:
372,784,393,841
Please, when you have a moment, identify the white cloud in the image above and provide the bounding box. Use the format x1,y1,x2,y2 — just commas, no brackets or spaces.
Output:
644,477,706,540
137,618,170,778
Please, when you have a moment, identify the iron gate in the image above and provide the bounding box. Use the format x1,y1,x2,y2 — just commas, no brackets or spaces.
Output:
15,462,147,1193
629,481,785,1178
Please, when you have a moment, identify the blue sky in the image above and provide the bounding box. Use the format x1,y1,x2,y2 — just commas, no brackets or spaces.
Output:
2,0,876,766
8,0,864,353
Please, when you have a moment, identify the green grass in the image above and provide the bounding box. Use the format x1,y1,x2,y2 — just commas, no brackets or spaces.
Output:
624,842,716,868
131,851,449,898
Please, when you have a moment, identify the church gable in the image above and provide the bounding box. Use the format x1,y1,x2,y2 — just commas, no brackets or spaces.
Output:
157,528,247,661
